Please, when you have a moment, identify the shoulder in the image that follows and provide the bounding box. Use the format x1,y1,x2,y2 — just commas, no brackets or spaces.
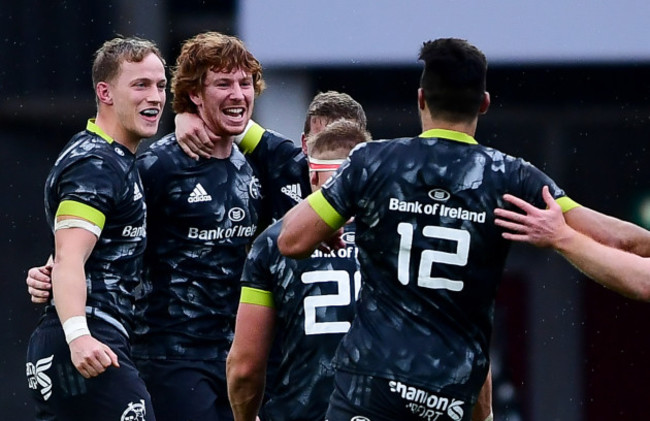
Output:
56,133,130,176
251,221,281,251
138,133,189,171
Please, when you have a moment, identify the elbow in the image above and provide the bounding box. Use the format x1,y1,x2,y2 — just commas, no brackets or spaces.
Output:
614,280,650,303
277,231,311,259
633,283,650,302
226,351,264,385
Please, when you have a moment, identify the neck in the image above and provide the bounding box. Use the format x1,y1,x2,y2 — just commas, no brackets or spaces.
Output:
419,107,479,137
94,114,140,154
209,137,234,159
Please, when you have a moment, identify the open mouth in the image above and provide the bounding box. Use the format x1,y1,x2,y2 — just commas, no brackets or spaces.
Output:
223,107,245,118
140,108,160,118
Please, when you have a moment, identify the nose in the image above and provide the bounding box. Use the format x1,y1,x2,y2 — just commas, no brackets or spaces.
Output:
147,86,165,105
230,82,245,100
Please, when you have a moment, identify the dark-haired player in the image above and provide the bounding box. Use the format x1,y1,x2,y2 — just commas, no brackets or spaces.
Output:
278,38,650,421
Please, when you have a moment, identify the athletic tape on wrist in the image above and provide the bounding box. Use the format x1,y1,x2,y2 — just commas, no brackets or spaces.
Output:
62,316,91,344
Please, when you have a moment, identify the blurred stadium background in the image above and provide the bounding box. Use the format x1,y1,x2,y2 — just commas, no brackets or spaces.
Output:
2,2,649,420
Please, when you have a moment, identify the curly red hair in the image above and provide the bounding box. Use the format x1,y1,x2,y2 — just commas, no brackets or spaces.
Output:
171,32,265,114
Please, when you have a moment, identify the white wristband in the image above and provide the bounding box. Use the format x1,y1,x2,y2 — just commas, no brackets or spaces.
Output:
232,119,255,145
62,316,91,344
484,413,494,421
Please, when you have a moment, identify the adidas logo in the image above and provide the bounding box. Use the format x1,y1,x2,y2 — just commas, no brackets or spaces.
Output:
280,183,302,203
188,183,212,203
133,183,143,201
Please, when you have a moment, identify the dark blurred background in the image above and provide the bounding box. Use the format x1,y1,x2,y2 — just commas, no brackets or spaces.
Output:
2,2,649,420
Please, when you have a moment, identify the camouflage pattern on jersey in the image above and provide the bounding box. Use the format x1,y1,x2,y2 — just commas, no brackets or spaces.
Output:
242,221,359,421
316,129,568,403
43,120,147,330
133,134,262,360
238,122,310,224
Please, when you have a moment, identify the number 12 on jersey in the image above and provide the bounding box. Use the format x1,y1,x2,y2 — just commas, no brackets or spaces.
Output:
397,222,468,292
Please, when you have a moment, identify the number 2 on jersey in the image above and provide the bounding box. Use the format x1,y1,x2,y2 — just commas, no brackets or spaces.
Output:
302,270,361,335
397,222,468,291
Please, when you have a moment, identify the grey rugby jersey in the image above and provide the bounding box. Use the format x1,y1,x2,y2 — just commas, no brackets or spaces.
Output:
241,221,359,421
44,120,147,331
309,128,578,403
133,134,262,360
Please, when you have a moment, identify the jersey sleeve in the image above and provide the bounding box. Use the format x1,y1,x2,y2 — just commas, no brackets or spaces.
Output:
237,121,310,221
55,156,122,227
316,143,368,225
240,226,278,307
508,156,579,212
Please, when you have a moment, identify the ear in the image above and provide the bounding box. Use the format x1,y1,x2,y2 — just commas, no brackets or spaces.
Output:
301,133,309,156
96,82,113,105
418,88,426,111
310,170,319,190
479,91,490,115
189,89,202,107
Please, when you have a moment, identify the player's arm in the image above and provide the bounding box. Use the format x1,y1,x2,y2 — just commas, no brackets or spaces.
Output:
26,255,54,304
227,287,276,421
494,186,650,301
278,192,345,259
52,210,119,378
471,367,493,421
564,205,650,257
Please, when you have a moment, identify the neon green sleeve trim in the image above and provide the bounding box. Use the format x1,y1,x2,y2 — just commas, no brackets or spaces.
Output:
238,122,266,154
307,191,347,230
240,286,275,308
557,196,581,213
56,200,106,229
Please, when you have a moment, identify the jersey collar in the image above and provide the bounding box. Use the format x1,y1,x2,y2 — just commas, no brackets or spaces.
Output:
419,128,478,145
86,119,114,144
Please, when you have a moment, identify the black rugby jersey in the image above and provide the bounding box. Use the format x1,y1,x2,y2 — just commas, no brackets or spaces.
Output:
43,119,147,330
238,122,310,224
133,134,262,360
241,221,359,421
309,128,578,403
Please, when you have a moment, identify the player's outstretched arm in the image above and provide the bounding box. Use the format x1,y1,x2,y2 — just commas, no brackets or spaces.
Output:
564,204,650,258
227,301,275,421
175,112,217,159
471,367,493,421
278,198,343,259
495,186,650,301
53,223,120,378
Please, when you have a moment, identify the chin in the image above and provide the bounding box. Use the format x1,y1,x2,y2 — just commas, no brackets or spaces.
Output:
139,124,160,138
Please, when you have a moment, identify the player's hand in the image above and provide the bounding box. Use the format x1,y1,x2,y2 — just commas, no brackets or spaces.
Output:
494,185,569,248
26,264,53,304
175,112,217,159
317,227,346,254
68,335,120,378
